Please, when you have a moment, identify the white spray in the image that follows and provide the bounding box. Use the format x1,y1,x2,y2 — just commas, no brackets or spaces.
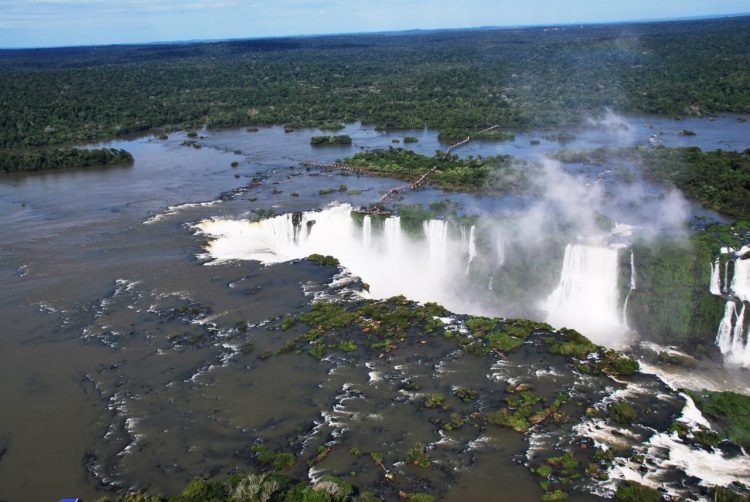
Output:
712,252,750,368
621,251,636,327
545,244,627,346
465,225,477,275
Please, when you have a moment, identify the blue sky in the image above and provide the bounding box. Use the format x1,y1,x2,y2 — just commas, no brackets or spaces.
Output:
1,0,749,48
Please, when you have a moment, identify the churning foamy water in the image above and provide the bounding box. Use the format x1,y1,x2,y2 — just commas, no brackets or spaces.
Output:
544,243,629,346
195,204,479,312
196,205,632,346
709,249,750,368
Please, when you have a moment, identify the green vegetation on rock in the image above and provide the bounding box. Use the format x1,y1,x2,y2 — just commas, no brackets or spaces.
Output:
712,485,750,502
405,443,432,468
424,393,447,410
307,254,341,267
615,480,662,502
545,328,597,359
96,472,357,502
669,421,722,448
463,316,551,355
627,233,728,350
686,389,750,449
609,401,637,424
454,386,479,403
252,444,296,470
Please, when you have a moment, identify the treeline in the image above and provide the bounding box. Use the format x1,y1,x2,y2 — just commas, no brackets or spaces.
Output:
437,128,515,143
639,147,750,218
0,147,134,173
344,147,533,191
0,17,749,149
555,145,750,218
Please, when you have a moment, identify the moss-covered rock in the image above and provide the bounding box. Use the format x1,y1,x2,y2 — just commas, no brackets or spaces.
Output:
307,254,340,267
405,443,432,468
687,389,750,449
545,328,597,360
627,236,726,351
608,401,637,424
252,444,296,470
615,480,661,502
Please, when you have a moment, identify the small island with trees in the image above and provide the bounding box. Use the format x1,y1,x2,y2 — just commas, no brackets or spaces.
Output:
0,147,134,174
309,135,353,146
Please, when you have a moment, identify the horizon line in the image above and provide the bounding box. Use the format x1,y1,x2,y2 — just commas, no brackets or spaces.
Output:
1,11,749,51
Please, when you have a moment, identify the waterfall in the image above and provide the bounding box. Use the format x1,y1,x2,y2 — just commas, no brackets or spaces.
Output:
731,259,750,302
197,204,476,311
383,216,401,256
732,304,746,356
621,251,636,326
495,233,505,269
723,260,730,294
465,225,477,275
727,324,750,367
488,276,494,291
362,215,372,249
716,301,736,355
423,219,449,275
711,253,750,368
545,243,625,345
709,258,722,296
728,341,750,371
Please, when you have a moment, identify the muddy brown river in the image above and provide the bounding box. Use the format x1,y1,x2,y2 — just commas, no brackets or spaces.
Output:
1,117,749,501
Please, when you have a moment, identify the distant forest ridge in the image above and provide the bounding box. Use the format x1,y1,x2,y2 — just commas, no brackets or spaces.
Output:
0,15,749,148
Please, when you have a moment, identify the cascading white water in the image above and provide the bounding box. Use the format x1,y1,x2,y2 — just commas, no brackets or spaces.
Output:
709,258,722,296
196,204,477,311
727,326,750,367
383,216,401,257
723,260,730,294
716,301,736,355
710,252,750,368
731,259,750,302
423,219,449,277
621,251,636,326
732,304,746,356
545,243,627,346
362,215,372,249
495,233,505,268
198,205,637,347
486,233,503,292
465,225,476,275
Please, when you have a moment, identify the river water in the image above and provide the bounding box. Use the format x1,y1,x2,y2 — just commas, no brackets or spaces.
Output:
1,114,749,501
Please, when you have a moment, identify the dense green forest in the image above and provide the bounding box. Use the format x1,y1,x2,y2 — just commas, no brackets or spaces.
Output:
437,128,516,143
0,17,749,151
555,146,750,218
344,148,534,191
640,147,750,217
0,147,133,173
